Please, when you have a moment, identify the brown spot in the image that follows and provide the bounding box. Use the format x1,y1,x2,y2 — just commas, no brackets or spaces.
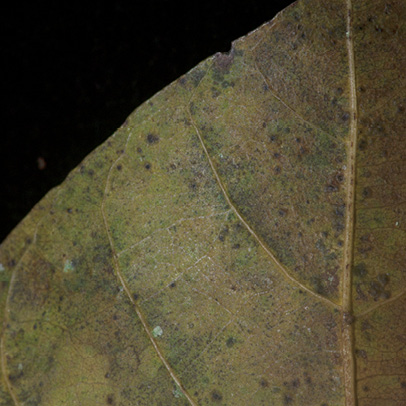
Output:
214,51,234,74
106,394,114,404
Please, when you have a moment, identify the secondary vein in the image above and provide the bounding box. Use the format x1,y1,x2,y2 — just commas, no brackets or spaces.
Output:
187,107,338,310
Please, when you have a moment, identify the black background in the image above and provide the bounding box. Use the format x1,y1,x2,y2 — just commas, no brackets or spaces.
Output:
2,0,292,241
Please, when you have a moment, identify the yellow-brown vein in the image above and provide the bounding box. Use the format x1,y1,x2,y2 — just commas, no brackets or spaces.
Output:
342,1,358,405
187,107,338,310
100,136,197,406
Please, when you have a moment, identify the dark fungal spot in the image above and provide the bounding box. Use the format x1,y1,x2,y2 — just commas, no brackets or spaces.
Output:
145,163,151,170
106,394,114,404
132,293,139,301
377,273,389,286
341,112,350,121
116,164,122,171
358,139,367,151
218,227,229,242
382,290,391,299
170,282,176,288
326,184,338,192
355,349,367,359
334,204,345,217
67,208,73,214
226,337,236,347
292,378,300,388
260,378,269,387
211,390,223,401
146,133,159,144
362,187,372,198
284,394,293,404
353,262,367,277
310,276,324,294
369,281,382,300
344,312,355,325
336,173,344,183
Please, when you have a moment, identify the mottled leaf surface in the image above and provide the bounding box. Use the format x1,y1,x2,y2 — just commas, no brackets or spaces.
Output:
1,0,405,405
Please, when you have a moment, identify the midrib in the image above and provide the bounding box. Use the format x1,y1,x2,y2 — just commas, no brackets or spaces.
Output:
342,0,358,405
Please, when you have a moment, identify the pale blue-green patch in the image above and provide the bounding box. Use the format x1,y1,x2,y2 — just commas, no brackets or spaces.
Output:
63,259,74,273
173,385,184,398
152,326,163,338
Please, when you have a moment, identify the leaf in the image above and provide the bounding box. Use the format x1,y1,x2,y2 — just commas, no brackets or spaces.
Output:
0,0,405,404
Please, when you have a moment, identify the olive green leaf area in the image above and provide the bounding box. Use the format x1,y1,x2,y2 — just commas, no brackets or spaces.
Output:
0,0,405,405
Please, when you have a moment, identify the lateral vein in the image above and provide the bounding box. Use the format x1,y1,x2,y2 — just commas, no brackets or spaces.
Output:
342,1,358,405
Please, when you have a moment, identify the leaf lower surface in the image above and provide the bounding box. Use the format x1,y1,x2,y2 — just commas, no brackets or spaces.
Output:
0,0,405,405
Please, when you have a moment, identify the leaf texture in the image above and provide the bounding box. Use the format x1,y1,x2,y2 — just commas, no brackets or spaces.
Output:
1,0,405,405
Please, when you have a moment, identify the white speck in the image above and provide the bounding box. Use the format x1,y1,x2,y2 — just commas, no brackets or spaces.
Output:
248,247,251,252
152,326,163,338
346,31,350,38
395,221,399,227
308,328,311,332
0,264,5,272
18,363,23,371
342,165,347,170
119,286,124,292
304,306,308,310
